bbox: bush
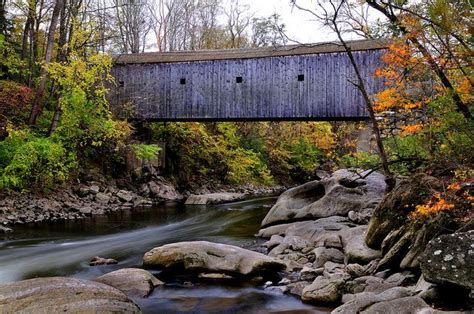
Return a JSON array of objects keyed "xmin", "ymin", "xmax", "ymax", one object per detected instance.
[
  {"xmin": 130, "ymin": 143, "xmax": 161, "ymax": 161},
  {"xmin": 0, "ymin": 126, "xmax": 77, "ymax": 190},
  {"xmin": 0, "ymin": 80, "xmax": 32, "ymax": 137}
]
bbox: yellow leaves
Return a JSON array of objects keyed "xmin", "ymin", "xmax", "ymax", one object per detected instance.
[
  {"xmin": 373, "ymin": 88, "xmax": 400, "ymax": 111},
  {"xmin": 400, "ymin": 124, "xmax": 423, "ymax": 136},
  {"xmin": 411, "ymin": 193, "xmax": 455, "ymax": 219}
]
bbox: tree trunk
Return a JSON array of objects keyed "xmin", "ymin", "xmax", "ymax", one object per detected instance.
[
  {"xmin": 28, "ymin": 0, "xmax": 64, "ymax": 125},
  {"xmin": 328, "ymin": 0, "xmax": 394, "ymax": 189},
  {"xmin": 48, "ymin": 101, "xmax": 62, "ymax": 135}
]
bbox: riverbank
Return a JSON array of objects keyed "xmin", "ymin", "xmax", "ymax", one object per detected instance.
[
  {"xmin": 1, "ymin": 169, "xmax": 471, "ymax": 313},
  {"xmin": 0, "ymin": 176, "xmax": 286, "ymax": 232}
]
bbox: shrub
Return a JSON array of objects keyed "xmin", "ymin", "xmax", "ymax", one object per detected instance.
[
  {"xmin": 0, "ymin": 80, "xmax": 32, "ymax": 137},
  {"xmin": 0, "ymin": 126, "xmax": 77, "ymax": 190}
]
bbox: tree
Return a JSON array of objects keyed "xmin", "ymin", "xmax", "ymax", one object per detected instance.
[
  {"xmin": 28, "ymin": 0, "xmax": 64, "ymax": 125},
  {"xmin": 113, "ymin": 0, "xmax": 154, "ymax": 53},
  {"xmin": 224, "ymin": 0, "xmax": 251, "ymax": 48},
  {"xmin": 251, "ymin": 13, "xmax": 287, "ymax": 47},
  {"xmin": 365, "ymin": 0, "xmax": 471, "ymax": 120},
  {"xmin": 291, "ymin": 0, "xmax": 393, "ymax": 185}
]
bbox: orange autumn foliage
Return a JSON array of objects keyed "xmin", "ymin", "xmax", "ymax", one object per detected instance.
[
  {"xmin": 400, "ymin": 124, "xmax": 423, "ymax": 136},
  {"xmin": 411, "ymin": 193, "xmax": 455, "ymax": 218}
]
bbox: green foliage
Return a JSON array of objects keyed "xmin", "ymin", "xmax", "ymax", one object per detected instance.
[
  {"xmin": 47, "ymin": 53, "xmax": 132, "ymax": 154},
  {"xmin": 131, "ymin": 144, "xmax": 161, "ymax": 161},
  {"xmin": 151, "ymin": 121, "xmax": 335, "ymax": 186},
  {"xmin": 0, "ymin": 126, "xmax": 77, "ymax": 189},
  {"xmin": 339, "ymin": 151, "xmax": 380, "ymax": 170},
  {"xmin": 0, "ymin": 34, "xmax": 22, "ymax": 78},
  {"xmin": 289, "ymin": 138, "xmax": 323, "ymax": 175}
]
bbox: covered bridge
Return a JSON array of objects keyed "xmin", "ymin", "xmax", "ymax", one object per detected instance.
[{"xmin": 109, "ymin": 39, "xmax": 388, "ymax": 121}]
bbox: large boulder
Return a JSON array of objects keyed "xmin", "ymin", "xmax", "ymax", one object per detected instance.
[
  {"xmin": 143, "ymin": 241, "xmax": 286, "ymax": 279},
  {"xmin": 365, "ymin": 175, "xmax": 441, "ymax": 249},
  {"xmin": 261, "ymin": 169, "xmax": 386, "ymax": 227},
  {"xmin": 95, "ymin": 268, "xmax": 164, "ymax": 298},
  {"xmin": 419, "ymin": 231, "xmax": 474, "ymax": 296},
  {"xmin": 0, "ymin": 277, "xmax": 141, "ymax": 313}
]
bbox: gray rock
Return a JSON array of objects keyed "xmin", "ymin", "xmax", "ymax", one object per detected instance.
[
  {"xmin": 95, "ymin": 192, "xmax": 111, "ymax": 204},
  {"xmin": 265, "ymin": 234, "xmax": 284, "ymax": 250},
  {"xmin": 198, "ymin": 272, "xmax": 235, "ymax": 280},
  {"xmin": 287, "ymin": 281, "xmax": 312, "ymax": 297},
  {"xmin": 261, "ymin": 169, "xmax": 386, "ymax": 227},
  {"xmin": 332, "ymin": 287, "xmax": 413, "ymax": 314},
  {"xmin": 300, "ymin": 266, "xmax": 324, "ymax": 281},
  {"xmin": 0, "ymin": 225, "xmax": 13, "ymax": 233},
  {"xmin": 95, "ymin": 268, "xmax": 163, "ymax": 298},
  {"xmin": 89, "ymin": 185, "xmax": 100, "ymax": 194},
  {"xmin": 413, "ymin": 275, "xmax": 440, "ymax": 303},
  {"xmin": 419, "ymin": 231, "xmax": 474, "ymax": 294},
  {"xmin": 323, "ymin": 261, "xmax": 345, "ymax": 275},
  {"xmin": 339, "ymin": 226, "xmax": 382, "ymax": 264},
  {"xmin": 185, "ymin": 193, "xmax": 245, "ymax": 205},
  {"xmin": 265, "ymin": 285, "xmax": 288, "ymax": 294},
  {"xmin": 361, "ymin": 296, "xmax": 429, "ymax": 314},
  {"xmin": 348, "ymin": 208, "xmax": 373, "ymax": 224},
  {"xmin": 116, "ymin": 190, "xmax": 134, "ymax": 202},
  {"xmin": 0, "ymin": 277, "xmax": 140, "ymax": 313},
  {"xmin": 90, "ymin": 256, "xmax": 118, "ymax": 266},
  {"xmin": 148, "ymin": 181, "xmax": 181, "ymax": 201},
  {"xmin": 80, "ymin": 206, "xmax": 93, "ymax": 216},
  {"xmin": 143, "ymin": 241, "xmax": 286, "ymax": 278},
  {"xmin": 324, "ymin": 234, "xmax": 343, "ymax": 249},
  {"xmin": 269, "ymin": 235, "xmax": 311, "ymax": 257},
  {"xmin": 302, "ymin": 275, "xmax": 345, "ymax": 303},
  {"xmin": 259, "ymin": 216, "xmax": 353, "ymax": 242},
  {"xmin": 313, "ymin": 247, "xmax": 344, "ymax": 268}
]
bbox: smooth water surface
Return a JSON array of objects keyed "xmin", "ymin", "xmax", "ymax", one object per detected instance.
[{"xmin": 0, "ymin": 197, "xmax": 329, "ymax": 313}]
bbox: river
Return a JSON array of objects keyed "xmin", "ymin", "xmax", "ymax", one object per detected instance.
[{"xmin": 0, "ymin": 197, "xmax": 330, "ymax": 313}]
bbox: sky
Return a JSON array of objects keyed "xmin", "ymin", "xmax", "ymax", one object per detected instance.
[
  {"xmin": 242, "ymin": 0, "xmax": 379, "ymax": 44},
  {"xmin": 242, "ymin": 0, "xmax": 327, "ymax": 43}
]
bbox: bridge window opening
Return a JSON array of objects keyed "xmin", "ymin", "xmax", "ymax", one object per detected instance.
[
  {"xmin": 298, "ymin": 74, "xmax": 304, "ymax": 81},
  {"xmin": 236, "ymin": 76, "xmax": 243, "ymax": 83},
  {"xmin": 180, "ymin": 78, "xmax": 186, "ymax": 85}
]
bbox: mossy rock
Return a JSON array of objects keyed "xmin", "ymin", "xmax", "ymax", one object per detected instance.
[{"xmin": 365, "ymin": 174, "xmax": 441, "ymax": 249}]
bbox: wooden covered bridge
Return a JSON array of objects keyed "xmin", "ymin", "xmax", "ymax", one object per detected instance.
[{"xmin": 109, "ymin": 39, "xmax": 387, "ymax": 121}]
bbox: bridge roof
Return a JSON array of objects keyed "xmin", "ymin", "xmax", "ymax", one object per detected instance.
[{"xmin": 113, "ymin": 39, "xmax": 389, "ymax": 64}]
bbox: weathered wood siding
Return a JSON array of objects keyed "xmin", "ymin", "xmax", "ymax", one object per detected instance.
[{"xmin": 109, "ymin": 48, "xmax": 386, "ymax": 121}]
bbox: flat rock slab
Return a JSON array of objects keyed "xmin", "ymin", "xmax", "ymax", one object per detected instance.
[
  {"xmin": 185, "ymin": 193, "xmax": 246, "ymax": 205},
  {"xmin": 0, "ymin": 277, "xmax": 141, "ymax": 313},
  {"xmin": 95, "ymin": 268, "xmax": 164, "ymax": 298},
  {"xmin": 143, "ymin": 241, "xmax": 286, "ymax": 278}
]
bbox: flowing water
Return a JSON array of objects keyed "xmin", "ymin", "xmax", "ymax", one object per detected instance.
[{"xmin": 0, "ymin": 197, "xmax": 329, "ymax": 313}]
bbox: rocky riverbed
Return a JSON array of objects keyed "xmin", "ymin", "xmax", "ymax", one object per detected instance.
[
  {"xmin": 0, "ymin": 175, "xmax": 285, "ymax": 233},
  {"xmin": 0, "ymin": 169, "xmax": 472, "ymax": 313}
]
